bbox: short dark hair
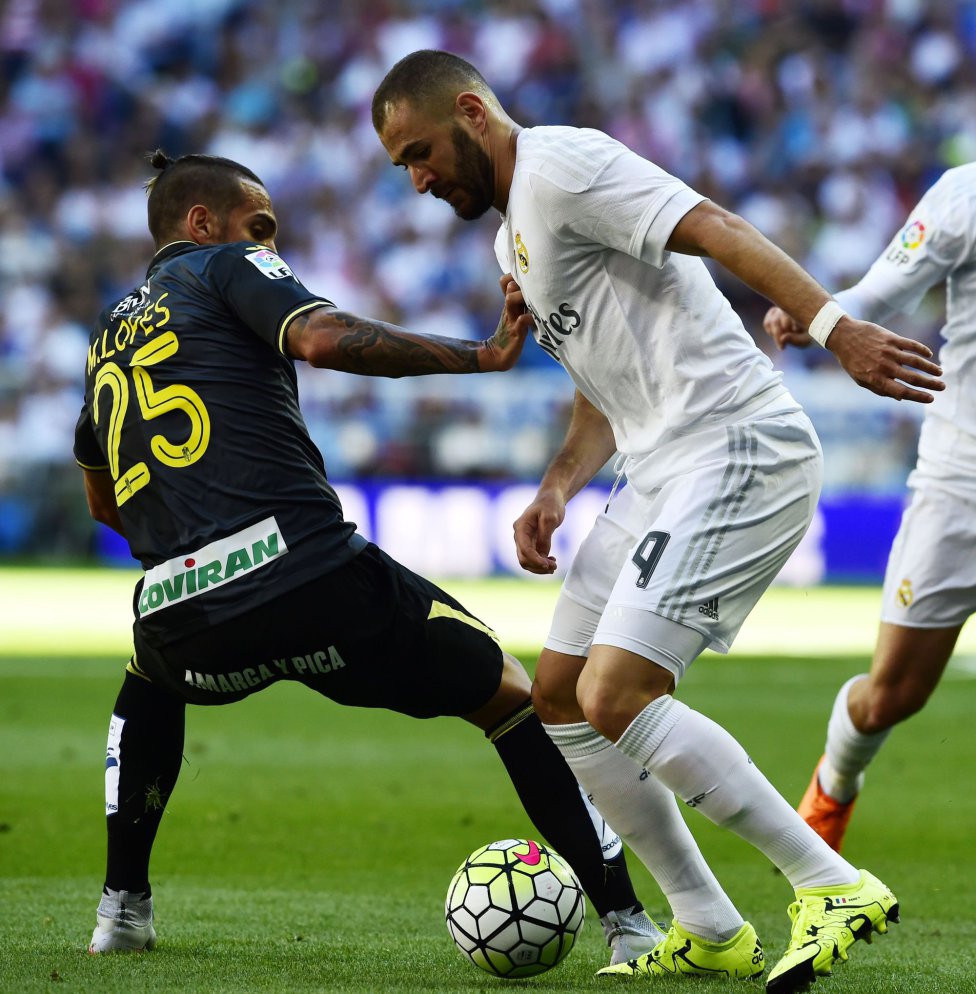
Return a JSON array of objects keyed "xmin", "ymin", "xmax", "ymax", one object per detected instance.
[
  {"xmin": 145, "ymin": 150, "xmax": 265, "ymax": 242},
  {"xmin": 371, "ymin": 49, "xmax": 495, "ymax": 132}
]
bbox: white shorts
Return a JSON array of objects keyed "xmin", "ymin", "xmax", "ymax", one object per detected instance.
[
  {"xmin": 880, "ymin": 483, "xmax": 976, "ymax": 629},
  {"xmin": 546, "ymin": 412, "xmax": 823, "ymax": 682}
]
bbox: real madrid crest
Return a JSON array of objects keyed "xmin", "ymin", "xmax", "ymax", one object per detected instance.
[
  {"xmin": 514, "ymin": 232, "xmax": 529, "ymax": 274},
  {"xmin": 896, "ymin": 577, "xmax": 913, "ymax": 607}
]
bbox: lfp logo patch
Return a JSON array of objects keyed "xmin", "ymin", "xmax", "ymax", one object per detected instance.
[
  {"xmin": 901, "ymin": 220, "xmax": 925, "ymax": 250},
  {"xmin": 245, "ymin": 248, "xmax": 293, "ymax": 280}
]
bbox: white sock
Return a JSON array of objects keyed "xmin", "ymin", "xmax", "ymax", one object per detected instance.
[
  {"xmin": 615, "ymin": 697, "xmax": 859, "ymax": 891},
  {"xmin": 545, "ymin": 720, "xmax": 745, "ymax": 942},
  {"xmin": 819, "ymin": 674, "xmax": 890, "ymax": 803}
]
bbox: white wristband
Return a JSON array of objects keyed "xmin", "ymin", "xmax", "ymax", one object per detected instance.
[{"xmin": 807, "ymin": 300, "xmax": 846, "ymax": 348}]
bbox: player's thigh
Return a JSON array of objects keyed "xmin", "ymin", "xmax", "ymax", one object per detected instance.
[
  {"xmin": 322, "ymin": 544, "xmax": 507, "ymax": 718},
  {"xmin": 880, "ymin": 485, "xmax": 976, "ymax": 629},
  {"xmin": 135, "ymin": 545, "xmax": 504, "ymax": 717},
  {"xmin": 545, "ymin": 484, "xmax": 646, "ymax": 658},
  {"xmin": 132, "ymin": 608, "xmax": 299, "ymax": 705},
  {"xmin": 593, "ymin": 415, "xmax": 821, "ymax": 681}
]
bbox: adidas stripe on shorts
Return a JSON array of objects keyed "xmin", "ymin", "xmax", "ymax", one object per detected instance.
[{"xmin": 545, "ymin": 411, "xmax": 823, "ymax": 682}]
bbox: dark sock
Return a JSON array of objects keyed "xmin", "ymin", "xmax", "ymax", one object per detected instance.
[
  {"xmin": 103, "ymin": 670, "xmax": 186, "ymax": 894},
  {"xmin": 487, "ymin": 700, "xmax": 641, "ymax": 917}
]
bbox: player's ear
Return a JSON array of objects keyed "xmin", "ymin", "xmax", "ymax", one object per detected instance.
[
  {"xmin": 186, "ymin": 204, "xmax": 219, "ymax": 244},
  {"xmin": 456, "ymin": 91, "xmax": 488, "ymax": 132}
]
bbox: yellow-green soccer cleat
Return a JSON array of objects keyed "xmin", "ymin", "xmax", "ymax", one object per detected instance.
[
  {"xmin": 597, "ymin": 919, "xmax": 764, "ymax": 979},
  {"xmin": 766, "ymin": 870, "xmax": 899, "ymax": 994}
]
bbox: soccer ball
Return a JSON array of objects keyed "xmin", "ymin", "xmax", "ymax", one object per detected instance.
[{"xmin": 445, "ymin": 838, "xmax": 585, "ymax": 978}]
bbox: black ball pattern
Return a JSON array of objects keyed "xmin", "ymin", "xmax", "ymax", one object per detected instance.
[{"xmin": 445, "ymin": 838, "xmax": 586, "ymax": 978}]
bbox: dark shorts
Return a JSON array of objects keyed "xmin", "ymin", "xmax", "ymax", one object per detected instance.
[{"xmin": 131, "ymin": 544, "xmax": 504, "ymax": 719}]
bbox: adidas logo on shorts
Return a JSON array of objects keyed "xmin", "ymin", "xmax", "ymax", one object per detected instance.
[{"xmin": 698, "ymin": 597, "xmax": 719, "ymax": 620}]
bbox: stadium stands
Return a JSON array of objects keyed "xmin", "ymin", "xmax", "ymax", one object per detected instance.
[{"xmin": 1, "ymin": 0, "xmax": 970, "ymax": 556}]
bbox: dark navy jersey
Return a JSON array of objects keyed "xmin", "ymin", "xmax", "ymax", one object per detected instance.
[{"xmin": 74, "ymin": 240, "xmax": 363, "ymax": 644}]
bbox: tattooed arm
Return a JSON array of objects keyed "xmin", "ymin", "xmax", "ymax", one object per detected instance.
[{"xmin": 286, "ymin": 274, "xmax": 532, "ymax": 376}]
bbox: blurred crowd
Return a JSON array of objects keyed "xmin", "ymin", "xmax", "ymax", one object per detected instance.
[{"xmin": 1, "ymin": 0, "xmax": 971, "ymax": 556}]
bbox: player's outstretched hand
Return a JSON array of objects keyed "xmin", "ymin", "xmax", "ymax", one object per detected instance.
[
  {"xmin": 513, "ymin": 491, "xmax": 563, "ymax": 574},
  {"xmin": 827, "ymin": 317, "xmax": 944, "ymax": 403},
  {"xmin": 479, "ymin": 273, "xmax": 534, "ymax": 372},
  {"xmin": 763, "ymin": 306, "xmax": 813, "ymax": 349}
]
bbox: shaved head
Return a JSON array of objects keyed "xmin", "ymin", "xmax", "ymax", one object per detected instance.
[{"xmin": 371, "ymin": 50, "xmax": 497, "ymax": 133}]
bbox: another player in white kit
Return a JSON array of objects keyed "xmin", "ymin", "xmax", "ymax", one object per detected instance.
[
  {"xmin": 765, "ymin": 164, "xmax": 976, "ymax": 854},
  {"xmin": 372, "ymin": 51, "xmax": 943, "ymax": 993}
]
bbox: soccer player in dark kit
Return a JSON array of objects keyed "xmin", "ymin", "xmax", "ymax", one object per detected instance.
[{"xmin": 76, "ymin": 151, "xmax": 662, "ymax": 966}]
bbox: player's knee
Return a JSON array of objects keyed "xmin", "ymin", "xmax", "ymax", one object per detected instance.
[
  {"xmin": 530, "ymin": 678, "xmax": 575, "ymax": 724},
  {"xmin": 576, "ymin": 677, "xmax": 634, "ymax": 742},
  {"xmin": 531, "ymin": 650, "xmax": 585, "ymax": 724},
  {"xmin": 492, "ymin": 652, "xmax": 532, "ymax": 704},
  {"xmin": 529, "ymin": 679, "xmax": 552, "ymax": 721},
  {"xmin": 466, "ymin": 653, "xmax": 532, "ymax": 732}
]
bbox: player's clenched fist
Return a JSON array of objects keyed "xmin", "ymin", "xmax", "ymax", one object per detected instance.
[{"xmin": 763, "ymin": 305, "xmax": 812, "ymax": 349}]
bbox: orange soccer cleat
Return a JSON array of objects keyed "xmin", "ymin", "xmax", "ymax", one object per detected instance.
[{"xmin": 797, "ymin": 756, "xmax": 857, "ymax": 853}]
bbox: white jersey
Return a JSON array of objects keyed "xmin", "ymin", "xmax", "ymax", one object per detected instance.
[
  {"xmin": 834, "ymin": 163, "xmax": 976, "ymax": 497},
  {"xmin": 494, "ymin": 126, "xmax": 796, "ymax": 488}
]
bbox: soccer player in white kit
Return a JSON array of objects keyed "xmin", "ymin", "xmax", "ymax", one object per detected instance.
[
  {"xmin": 372, "ymin": 50, "xmax": 943, "ymax": 993},
  {"xmin": 764, "ymin": 163, "xmax": 976, "ymax": 854}
]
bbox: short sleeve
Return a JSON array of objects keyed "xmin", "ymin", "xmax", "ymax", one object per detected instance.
[
  {"xmin": 73, "ymin": 402, "xmax": 108, "ymax": 470},
  {"xmin": 844, "ymin": 170, "xmax": 974, "ymax": 317},
  {"xmin": 537, "ymin": 146, "xmax": 705, "ymax": 268},
  {"xmin": 207, "ymin": 244, "xmax": 334, "ymax": 354}
]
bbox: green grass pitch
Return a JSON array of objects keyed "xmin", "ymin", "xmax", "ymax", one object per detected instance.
[{"xmin": 1, "ymin": 569, "xmax": 975, "ymax": 992}]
